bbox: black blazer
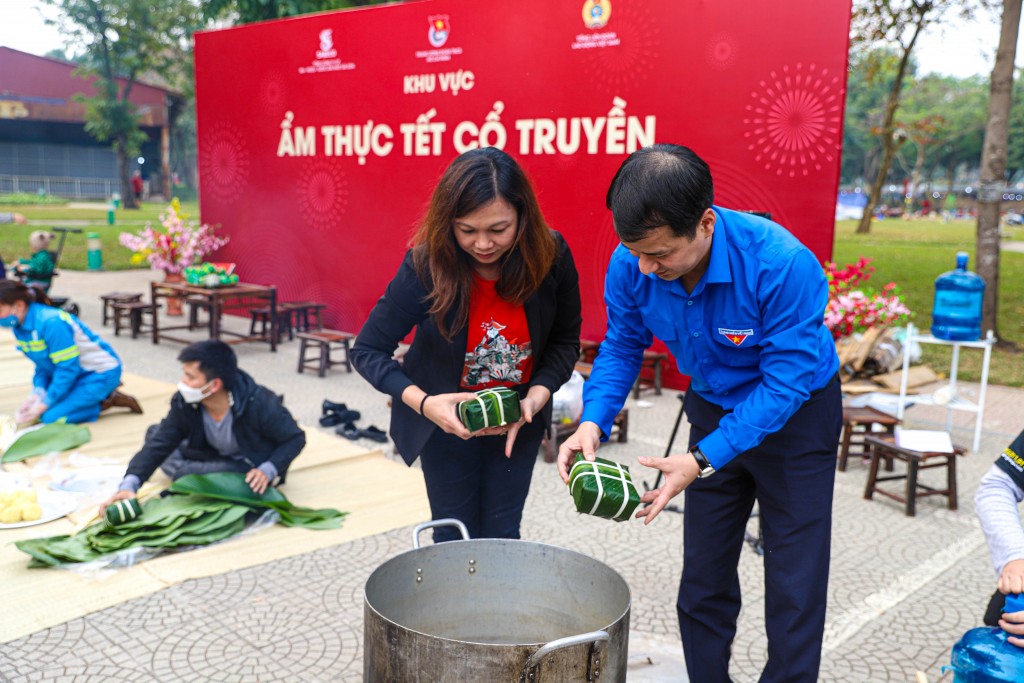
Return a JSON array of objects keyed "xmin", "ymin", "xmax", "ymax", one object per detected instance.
[{"xmin": 351, "ymin": 231, "xmax": 582, "ymax": 465}]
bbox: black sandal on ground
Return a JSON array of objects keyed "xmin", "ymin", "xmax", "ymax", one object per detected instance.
[
  {"xmin": 359, "ymin": 425, "xmax": 388, "ymax": 443},
  {"xmin": 337, "ymin": 422, "xmax": 361, "ymax": 440}
]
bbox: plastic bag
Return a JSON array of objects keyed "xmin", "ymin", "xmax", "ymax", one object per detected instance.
[{"xmin": 551, "ymin": 371, "xmax": 585, "ymax": 425}]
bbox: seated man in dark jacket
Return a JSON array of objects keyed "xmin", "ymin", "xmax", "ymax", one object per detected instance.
[{"xmin": 100, "ymin": 340, "xmax": 306, "ymax": 512}]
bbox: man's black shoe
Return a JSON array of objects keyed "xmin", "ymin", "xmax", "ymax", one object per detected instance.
[{"xmin": 322, "ymin": 399, "xmax": 348, "ymax": 415}]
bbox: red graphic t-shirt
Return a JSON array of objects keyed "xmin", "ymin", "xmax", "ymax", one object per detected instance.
[{"xmin": 460, "ymin": 272, "xmax": 533, "ymax": 389}]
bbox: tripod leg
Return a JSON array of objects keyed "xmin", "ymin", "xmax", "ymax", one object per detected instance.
[{"xmin": 647, "ymin": 392, "xmax": 687, "ymax": 493}]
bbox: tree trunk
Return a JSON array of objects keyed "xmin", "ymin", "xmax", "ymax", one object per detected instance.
[
  {"xmin": 975, "ymin": 0, "xmax": 1022, "ymax": 344},
  {"xmin": 856, "ymin": 19, "xmax": 926, "ymax": 234},
  {"xmin": 117, "ymin": 138, "xmax": 137, "ymax": 210}
]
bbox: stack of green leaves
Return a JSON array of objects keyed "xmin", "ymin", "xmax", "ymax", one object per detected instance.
[
  {"xmin": 567, "ymin": 453, "xmax": 642, "ymax": 523},
  {"xmin": 15, "ymin": 472, "xmax": 347, "ymax": 568},
  {"xmin": 1, "ymin": 423, "xmax": 91, "ymax": 464},
  {"xmin": 169, "ymin": 473, "xmax": 347, "ymax": 529},
  {"xmin": 16, "ymin": 494, "xmax": 247, "ymax": 567},
  {"xmin": 457, "ymin": 387, "xmax": 521, "ymax": 431}
]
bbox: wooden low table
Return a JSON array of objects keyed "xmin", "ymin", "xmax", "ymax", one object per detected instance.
[
  {"xmin": 838, "ymin": 405, "xmax": 901, "ymax": 471},
  {"xmin": 863, "ymin": 435, "xmax": 965, "ymax": 517},
  {"xmin": 297, "ymin": 330, "xmax": 354, "ymax": 377}
]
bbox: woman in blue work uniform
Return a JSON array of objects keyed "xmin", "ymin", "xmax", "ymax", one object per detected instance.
[{"xmin": 0, "ymin": 280, "xmax": 123, "ymax": 424}]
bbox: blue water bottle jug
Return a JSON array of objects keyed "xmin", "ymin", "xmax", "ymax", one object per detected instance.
[{"xmin": 931, "ymin": 251, "xmax": 984, "ymax": 341}]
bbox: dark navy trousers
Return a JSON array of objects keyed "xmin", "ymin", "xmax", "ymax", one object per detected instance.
[
  {"xmin": 419, "ymin": 418, "xmax": 544, "ymax": 543},
  {"xmin": 679, "ymin": 380, "xmax": 842, "ymax": 683}
]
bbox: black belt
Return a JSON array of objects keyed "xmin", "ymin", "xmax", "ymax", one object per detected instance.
[{"xmin": 811, "ymin": 372, "xmax": 841, "ymax": 396}]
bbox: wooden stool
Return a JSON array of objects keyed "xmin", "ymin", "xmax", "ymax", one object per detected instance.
[
  {"xmin": 863, "ymin": 435, "xmax": 965, "ymax": 516},
  {"xmin": 579, "ymin": 339, "xmax": 602, "ymax": 363},
  {"xmin": 838, "ymin": 405, "xmax": 901, "ymax": 471},
  {"xmin": 632, "ymin": 350, "xmax": 668, "ymax": 399},
  {"xmin": 99, "ymin": 292, "xmax": 142, "ymax": 326},
  {"xmin": 540, "ymin": 409, "xmax": 629, "ymax": 463},
  {"xmin": 281, "ymin": 301, "xmax": 327, "ymax": 332},
  {"xmin": 297, "ymin": 330, "xmax": 354, "ymax": 377},
  {"xmin": 111, "ymin": 301, "xmax": 158, "ymax": 339},
  {"xmin": 249, "ymin": 306, "xmax": 292, "ymax": 343}
]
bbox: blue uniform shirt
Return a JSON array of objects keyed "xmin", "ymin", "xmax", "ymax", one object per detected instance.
[
  {"xmin": 581, "ymin": 207, "xmax": 839, "ymax": 469},
  {"xmin": 12, "ymin": 303, "xmax": 121, "ymax": 409}
]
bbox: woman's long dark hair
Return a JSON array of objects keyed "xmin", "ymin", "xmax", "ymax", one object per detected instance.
[
  {"xmin": 412, "ymin": 147, "xmax": 556, "ymax": 340},
  {"xmin": 0, "ymin": 280, "xmax": 52, "ymax": 307}
]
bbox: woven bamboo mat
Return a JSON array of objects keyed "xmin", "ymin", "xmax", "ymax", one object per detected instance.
[{"xmin": 0, "ymin": 339, "xmax": 429, "ymax": 643}]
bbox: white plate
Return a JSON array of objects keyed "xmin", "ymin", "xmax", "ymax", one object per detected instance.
[
  {"xmin": 50, "ymin": 466, "xmax": 126, "ymax": 497},
  {"xmin": 0, "ymin": 472, "xmax": 32, "ymax": 491},
  {"xmin": 0, "ymin": 490, "xmax": 80, "ymax": 529}
]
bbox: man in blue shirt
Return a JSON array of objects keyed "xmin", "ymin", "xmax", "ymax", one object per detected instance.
[{"xmin": 557, "ymin": 144, "xmax": 841, "ymax": 683}]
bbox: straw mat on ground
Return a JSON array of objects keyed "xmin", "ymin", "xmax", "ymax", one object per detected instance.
[{"xmin": 0, "ymin": 343, "xmax": 429, "ymax": 643}]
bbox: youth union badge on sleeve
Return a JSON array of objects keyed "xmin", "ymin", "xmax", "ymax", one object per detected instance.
[{"xmin": 718, "ymin": 328, "xmax": 753, "ymax": 346}]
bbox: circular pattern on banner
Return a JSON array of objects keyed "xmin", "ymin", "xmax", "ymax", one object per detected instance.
[
  {"xmin": 298, "ymin": 160, "xmax": 350, "ymax": 233},
  {"xmin": 582, "ymin": 3, "xmax": 661, "ymax": 93},
  {"xmin": 705, "ymin": 32, "xmax": 739, "ymax": 71},
  {"xmin": 199, "ymin": 123, "xmax": 251, "ymax": 204},
  {"xmin": 258, "ymin": 68, "xmax": 290, "ymax": 116},
  {"xmin": 288, "ymin": 278, "xmax": 371, "ymax": 334},
  {"xmin": 704, "ymin": 156, "xmax": 790, "ymax": 228},
  {"xmin": 742, "ymin": 63, "xmax": 844, "ymax": 178},
  {"xmin": 227, "ymin": 219, "xmax": 309, "ymax": 298}
]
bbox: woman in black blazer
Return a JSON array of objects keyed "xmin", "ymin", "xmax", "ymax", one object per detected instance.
[{"xmin": 351, "ymin": 148, "xmax": 581, "ymax": 542}]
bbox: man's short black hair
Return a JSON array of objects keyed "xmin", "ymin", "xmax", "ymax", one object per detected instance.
[
  {"xmin": 178, "ymin": 340, "xmax": 238, "ymax": 389},
  {"xmin": 605, "ymin": 143, "xmax": 715, "ymax": 242}
]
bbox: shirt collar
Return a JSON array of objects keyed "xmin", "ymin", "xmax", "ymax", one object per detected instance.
[
  {"xmin": 20, "ymin": 302, "xmax": 41, "ymax": 331},
  {"xmin": 705, "ymin": 207, "xmax": 732, "ymax": 285}
]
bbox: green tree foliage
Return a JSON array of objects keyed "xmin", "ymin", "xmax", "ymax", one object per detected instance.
[
  {"xmin": 202, "ymin": 0, "xmax": 392, "ymax": 24},
  {"xmin": 42, "ymin": 0, "xmax": 204, "ymax": 209},
  {"xmin": 850, "ymin": 0, "xmax": 994, "ymax": 233}
]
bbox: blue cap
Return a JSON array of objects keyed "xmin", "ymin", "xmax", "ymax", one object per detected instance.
[{"xmin": 1003, "ymin": 593, "xmax": 1024, "ymax": 614}]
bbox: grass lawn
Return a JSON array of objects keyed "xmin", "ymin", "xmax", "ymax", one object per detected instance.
[
  {"xmin": 0, "ymin": 200, "xmax": 200, "ymax": 271},
  {"xmin": 832, "ymin": 217, "xmax": 1024, "ymax": 387}
]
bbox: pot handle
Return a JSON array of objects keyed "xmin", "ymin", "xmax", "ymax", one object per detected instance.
[
  {"xmin": 521, "ymin": 630, "xmax": 610, "ymax": 682},
  {"xmin": 412, "ymin": 518, "xmax": 470, "ymax": 548}
]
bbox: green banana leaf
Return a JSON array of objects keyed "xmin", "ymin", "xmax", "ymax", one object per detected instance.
[
  {"xmin": 169, "ymin": 472, "xmax": 347, "ymax": 529},
  {"xmin": 16, "ymin": 494, "xmax": 252, "ymax": 567},
  {"xmin": 2, "ymin": 422, "xmax": 91, "ymax": 463}
]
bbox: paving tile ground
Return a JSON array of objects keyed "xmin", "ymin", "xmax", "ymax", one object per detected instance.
[{"xmin": 2, "ymin": 269, "xmax": 1020, "ymax": 682}]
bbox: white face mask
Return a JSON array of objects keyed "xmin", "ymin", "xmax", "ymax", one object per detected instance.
[{"xmin": 177, "ymin": 380, "xmax": 214, "ymax": 404}]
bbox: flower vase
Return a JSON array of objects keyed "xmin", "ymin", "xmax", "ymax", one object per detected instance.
[{"xmin": 163, "ymin": 271, "xmax": 184, "ymax": 316}]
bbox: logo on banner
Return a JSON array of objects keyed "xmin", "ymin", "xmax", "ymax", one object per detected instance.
[
  {"xmin": 299, "ymin": 27, "xmax": 355, "ymax": 75},
  {"xmin": 582, "ymin": 0, "xmax": 611, "ymax": 29},
  {"xmin": 316, "ymin": 29, "xmax": 337, "ymax": 59},
  {"xmin": 428, "ymin": 15, "xmax": 450, "ymax": 48},
  {"xmin": 718, "ymin": 328, "xmax": 753, "ymax": 346},
  {"xmin": 572, "ymin": 0, "xmax": 618, "ymax": 50},
  {"xmin": 416, "ymin": 14, "xmax": 462, "ymax": 63}
]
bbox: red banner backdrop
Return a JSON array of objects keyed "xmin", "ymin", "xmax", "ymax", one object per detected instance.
[{"xmin": 194, "ymin": 0, "xmax": 852, "ymax": 389}]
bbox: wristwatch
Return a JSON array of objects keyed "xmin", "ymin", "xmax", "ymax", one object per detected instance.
[{"xmin": 689, "ymin": 444, "xmax": 716, "ymax": 478}]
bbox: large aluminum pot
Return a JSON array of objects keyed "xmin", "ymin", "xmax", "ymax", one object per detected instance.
[{"xmin": 364, "ymin": 519, "xmax": 631, "ymax": 682}]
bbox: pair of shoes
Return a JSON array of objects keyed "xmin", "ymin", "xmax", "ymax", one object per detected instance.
[
  {"xmin": 360, "ymin": 425, "xmax": 388, "ymax": 443},
  {"xmin": 322, "ymin": 399, "xmax": 348, "ymax": 415},
  {"xmin": 337, "ymin": 422, "xmax": 361, "ymax": 440},
  {"xmin": 335, "ymin": 423, "xmax": 388, "ymax": 443},
  {"xmin": 101, "ymin": 390, "xmax": 144, "ymax": 415},
  {"xmin": 319, "ymin": 399, "xmax": 360, "ymax": 427},
  {"xmin": 319, "ymin": 409, "xmax": 360, "ymax": 427}
]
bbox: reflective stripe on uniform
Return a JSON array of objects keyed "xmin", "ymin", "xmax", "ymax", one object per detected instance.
[
  {"xmin": 49, "ymin": 346, "xmax": 80, "ymax": 363},
  {"xmin": 17, "ymin": 340, "xmax": 47, "ymax": 353}
]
